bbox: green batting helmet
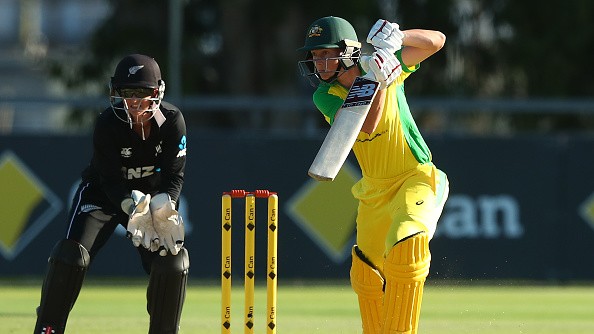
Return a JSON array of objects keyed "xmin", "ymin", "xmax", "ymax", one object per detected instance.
[{"xmin": 297, "ymin": 16, "xmax": 361, "ymax": 52}]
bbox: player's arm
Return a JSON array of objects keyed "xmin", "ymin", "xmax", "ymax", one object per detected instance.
[
  {"xmin": 400, "ymin": 29, "xmax": 446, "ymax": 67},
  {"xmin": 150, "ymin": 108, "xmax": 187, "ymax": 256},
  {"xmin": 361, "ymin": 89, "xmax": 386, "ymax": 134},
  {"xmin": 359, "ymin": 20, "xmax": 408, "ymax": 134},
  {"xmin": 360, "ymin": 28, "xmax": 444, "ymax": 135},
  {"xmin": 158, "ymin": 108, "xmax": 187, "ymax": 204}
]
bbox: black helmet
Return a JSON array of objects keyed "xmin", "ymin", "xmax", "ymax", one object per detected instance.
[
  {"xmin": 111, "ymin": 54, "xmax": 163, "ymax": 89},
  {"xmin": 109, "ymin": 54, "xmax": 166, "ymax": 131}
]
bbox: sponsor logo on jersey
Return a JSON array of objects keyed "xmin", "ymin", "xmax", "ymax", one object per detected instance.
[
  {"xmin": 176, "ymin": 135, "xmax": 187, "ymax": 158},
  {"xmin": 122, "ymin": 166, "xmax": 155, "ymax": 179},
  {"xmin": 121, "ymin": 147, "xmax": 132, "ymax": 158}
]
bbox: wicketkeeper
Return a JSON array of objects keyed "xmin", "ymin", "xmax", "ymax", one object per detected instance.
[
  {"xmin": 33, "ymin": 54, "xmax": 189, "ymax": 334},
  {"xmin": 298, "ymin": 17, "xmax": 450, "ymax": 333}
]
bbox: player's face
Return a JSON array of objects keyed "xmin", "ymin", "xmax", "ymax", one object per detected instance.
[
  {"xmin": 118, "ymin": 88, "xmax": 155, "ymax": 123},
  {"xmin": 311, "ymin": 48, "xmax": 342, "ymax": 81}
]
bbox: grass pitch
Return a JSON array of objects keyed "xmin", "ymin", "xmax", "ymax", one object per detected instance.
[{"xmin": 3, "ymin": 278, "xmax": 594, "ymax": 333}]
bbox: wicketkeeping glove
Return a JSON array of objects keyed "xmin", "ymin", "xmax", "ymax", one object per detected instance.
[
  {"xmin": 124, "ymin": 190, "xmax": 160, "ymax": 252},
  {"xmin": 150, "ymin": 193, "xmax": 185, "ymax": 256},
  {"xmin": 360, "ymin": 48, "xmax": 402, "ymax": 89},
  {"xmin": 367, "ymin": 19, "xmax": 405, "ymax": 54}
]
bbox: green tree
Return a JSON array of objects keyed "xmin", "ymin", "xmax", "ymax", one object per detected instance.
[
  {"xmin": 500, "ymin": 0, "xmax": 594, "ymax": 96},
  {"xmin": 44, "ymin": 0, "xmax": 594, "ymax": 133}
]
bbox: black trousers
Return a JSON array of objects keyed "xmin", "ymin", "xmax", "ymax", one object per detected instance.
[
  {"xmin": 65, "ymin": 182, "xmax": 157, "ymax": 274},
  {"xmin": 35, "ymin": 182, "xmax": 189, "ymax": 334}
]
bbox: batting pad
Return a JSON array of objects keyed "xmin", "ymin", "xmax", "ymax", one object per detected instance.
[
  {"xmin": 382, "ymin": 232, "xmax": 430, "ymax": 334},
  {"xmin": 34, "ymin": 239, "xmax": 90, "ymax": 334},
  {"xmin": 147, "ymin": 248, "xmax": 190, "ymax": 334},
  {"xmin": 350, "ymin": 246, "xmax": 385, "ymax": 334}
]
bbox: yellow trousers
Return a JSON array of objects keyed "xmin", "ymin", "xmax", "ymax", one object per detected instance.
[{"xmin": 351, "ymin": 164, "xmax": 449, "ymax": 271}]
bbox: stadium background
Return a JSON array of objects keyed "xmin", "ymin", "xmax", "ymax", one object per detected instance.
[
  {"xmin": 2, "ymin": 134, "xmax": 594, "ymax": 281},
  {"xmin": 1, "ymin": 0, "xmax": 594, "ymax": 284}
]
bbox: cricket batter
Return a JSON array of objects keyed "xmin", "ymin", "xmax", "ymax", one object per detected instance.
[
  {"xmin": 33, "ymin": 54, "xmax": 189, "ymax": 334},
  {"xmin": 298, "ymin": 17, "xmax": 450, "ymax": 333}
]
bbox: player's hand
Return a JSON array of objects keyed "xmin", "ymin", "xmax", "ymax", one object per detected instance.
[
  {"xmin": 125, "ymin": 190, "xmax": 160, "ymax": 252},
  {"xmin": 360, "ymin": 48, "xmax": 402, "ymax": 89},
  {"xmin": 150, "ymin": 193, "xmax": 185, "ymax": 256},
  {"xmin": 367, "ymin": 19, "xmax": 404, "ymax": 54}
]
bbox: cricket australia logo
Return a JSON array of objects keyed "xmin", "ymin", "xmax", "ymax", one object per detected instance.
[
  {"xmin": 121, "ymin": 147, "xmax": 132, "ymax": 158},
  {"xmin": 128, "ymin": 65, "xmax": 144, "ymax": 77},
  {"xmin": 307, "ymin": 25, "xmax": 323, "ymax": 38}
]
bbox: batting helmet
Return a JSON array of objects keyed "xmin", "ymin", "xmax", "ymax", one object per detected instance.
[
  {"xmin": 297, "ymin": 17, "xmax": 361, "ymax": 85},
  {"xmin": 109, "ymin": 54, "xmax": 166, "ymax": 128},
  {"xmin": 297, "ymin": 16, "xmax": 361, "ymax": 52},
  {"xmin": 111, "ymin": 54, "xmax": 164, "ymax": 89}
]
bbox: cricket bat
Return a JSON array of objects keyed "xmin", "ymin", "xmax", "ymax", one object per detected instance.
[{"xmin": 308, "ymin": 76, "xmax": 380, "ymax": 181}]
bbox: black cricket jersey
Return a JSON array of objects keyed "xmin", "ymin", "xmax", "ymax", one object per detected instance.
[{"xmin": 80, "ymin": 101, "xmax": 187, "ymax": 214}]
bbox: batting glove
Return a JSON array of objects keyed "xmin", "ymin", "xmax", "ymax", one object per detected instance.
[
  {"xmin": 367, "ymin": 19, "xmax": 405, "ymax": 54},
  {"xmin": 125, "ymin": 190, "xmax": 160, "ymax": 252},
  {"xmin": 150, "ymin": 193, "xmax": 185, "ymax": 256},
  {"xmin": 360, "ymin": 48, "xmax": 402, "ymax": 89}
]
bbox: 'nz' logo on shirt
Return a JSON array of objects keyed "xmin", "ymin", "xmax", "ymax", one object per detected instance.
[{"xmin": 123, "ymin": 166, "xmax": 155, "ymax": 179}]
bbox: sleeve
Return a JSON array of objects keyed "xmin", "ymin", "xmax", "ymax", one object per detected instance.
[
  {"xmin": 312, "ymin": 85, "xmax": 346, "ymax": 125},
  {"xmin": 92, "ymin": 117, "xmax": 130, "ymax": 209},
  {"xmin": 387, "ymin": 48, "xmax": 417, "ymax": 87},
  {"xmin": 396, "ymin": 48, "xmax": 420, "ymax": 73},
  {"xmin": 158, "ymin": 110, "xmax": 187, "ymax": 204}
]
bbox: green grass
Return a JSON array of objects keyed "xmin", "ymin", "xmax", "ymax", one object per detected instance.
[{"xmin": 3, "ymin": 279, "xmax": 594, "ymax": 333}]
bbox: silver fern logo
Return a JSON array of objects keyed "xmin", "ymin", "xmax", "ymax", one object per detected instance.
[
  {"xmin": 80, "ymin": 204, "xmax": 102, "ymax": 213},
  {"xmin": 128, "ymin": 65, "xmax": 144, "ymax": 77}
]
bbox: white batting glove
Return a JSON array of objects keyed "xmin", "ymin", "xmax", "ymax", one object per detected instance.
[
  {"xmin": 367, "ymin": 19, "xmax": 404, "ymax": 54},
  {"xmin": 125, "ymin": 190, "xmax": 160, "ymax": 252},
  {"xmin": 360, "ymin": 48, "xmax": 402, "ymax": 89},
  {"xmin": 150, "ymin": 193, "xmax": 185, "ymax": 256}
]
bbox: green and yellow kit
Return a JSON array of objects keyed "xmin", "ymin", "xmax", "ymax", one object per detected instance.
[{"xmin": 313, "ymin": 52, "xmax": 449, "ymax": 270}]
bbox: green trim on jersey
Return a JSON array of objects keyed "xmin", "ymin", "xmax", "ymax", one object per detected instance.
[
  {"xmin": 312, "ymin": 49, "xmax": 417, "ymax": 125},
  {"xmin": 395, "ymin": 83, "xmax": 431, "ymax": 164},
  {"xmin": 396, "ymin": 49, "xmax": 418, "ymax": 73},
  {"xmin": 311, "ymin": 47, "xmax": 429, "ymax": 165},
  {"xmin": 394, "ymin": 46, "xmax": 428, "ymax": 165},
  {"xmin": 312, "ymin": 82, "xmax": 345, "ymax": 124}
]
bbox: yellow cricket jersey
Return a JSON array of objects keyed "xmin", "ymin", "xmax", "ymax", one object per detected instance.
[{"xmin": 313, "ymin": 52, "xmax": 431, "ymax": 179}]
